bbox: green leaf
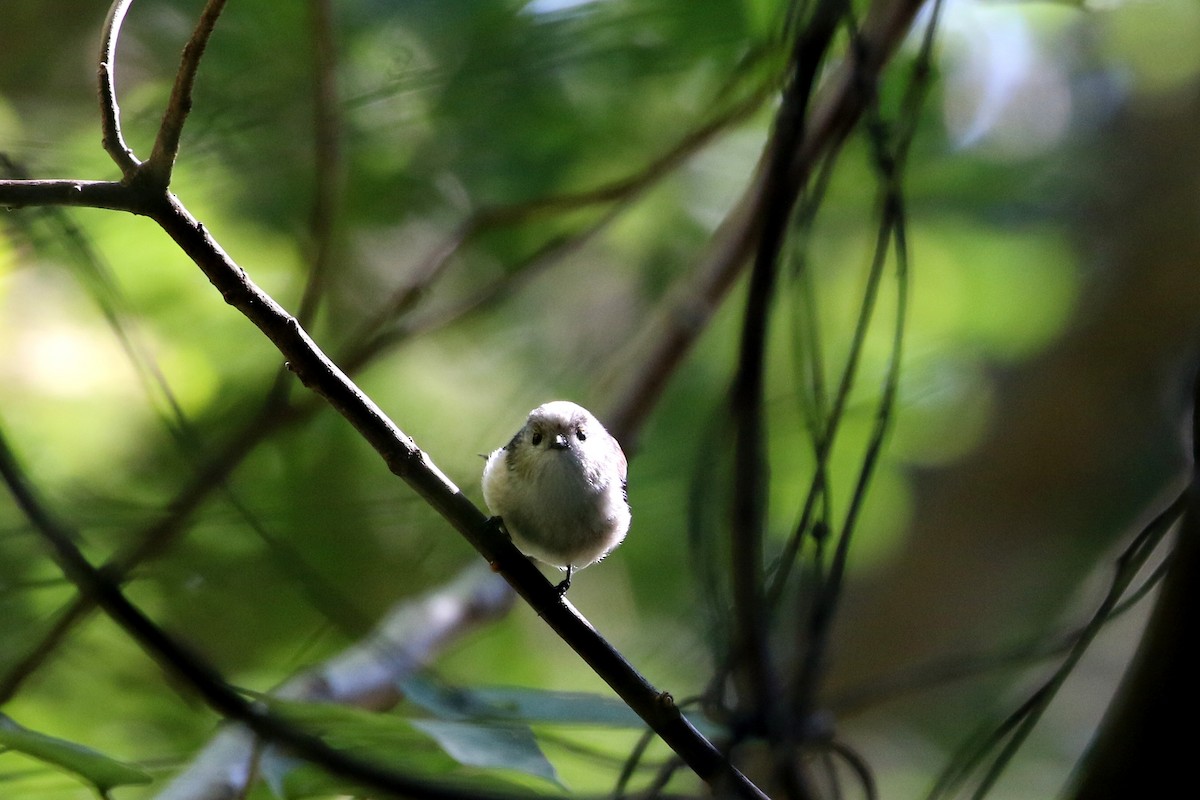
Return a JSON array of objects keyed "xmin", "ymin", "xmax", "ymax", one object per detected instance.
[
  {"xmin": 401, "ymin": 675, "xmax": 645, "ymax": 727},
  {"xmin": 476, "ymin": 687, "xmax": 650, "ymax": 728},
  {"xmin": 262, "ymin": 698, "xmax": 451, "ymax": 760},
  {"xmin": 0, "ymin": 714, "xmax": 152, "ymax": 792},
  {"xmin": 411, "ymin": 719, "xmax": 562, "ymax": 788},
  {"xmin": 401, "ymin": 676, "xmax": 728, "ymax": 743},
  {"xmin": 257, "ymin": 698, "xmax": 561, "ymax": 798}
]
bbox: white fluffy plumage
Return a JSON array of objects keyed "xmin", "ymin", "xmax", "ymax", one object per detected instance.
[{"xmin": 482, "ymin": 401, "xmax": 630, "ymax": 589}]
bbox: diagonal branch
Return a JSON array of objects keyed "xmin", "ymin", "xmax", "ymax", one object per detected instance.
[{"xmin": 143, "ymin": 188, "xmax": 766, "ymax": 798}]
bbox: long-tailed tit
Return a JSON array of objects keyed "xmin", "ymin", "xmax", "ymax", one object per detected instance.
[{"xmin": 482, "ymin": 401, "xmax": 630, "ymax": 594}]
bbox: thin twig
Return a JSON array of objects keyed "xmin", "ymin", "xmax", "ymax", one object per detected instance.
[
  {"xmin": 612, "ymin": 728, "xmax": 658, "ymax": 798},
  {"xmin": 793, "ymin": 174, "xmax": 909, "ymax": 722},
  {"xmin": 357, "ymin": 201, "xmax": 627, "ymax": 363},
  {"xmin": 474, "ymin": 85, "xmax": 772, "ymax": 230},
  {"xmin": 827, "ymin": 738, "xmax": 878, "ymax": 800},
  {"xmin": 0, "ymin": 179, "xmax": 144, "ymax": 212},
  {"xmin": 144, "ymin": 0, "xmax": 229, "ymax": 187},
  {"xmin": 98, "ymin": 0, "xmax": 140, "ymax": 176},
  {"xmin": 764, "ymin": 153, "xmax": 851, "ymax": 611}
]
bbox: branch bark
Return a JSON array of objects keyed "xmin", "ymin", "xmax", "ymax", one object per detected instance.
[
  {"xmin": 98, "ymin": 0, "xmax": 140, "ymax": 175},
  {"xmin": 143, "ymin": 0, "xmax": 228, "ymax": 187}
]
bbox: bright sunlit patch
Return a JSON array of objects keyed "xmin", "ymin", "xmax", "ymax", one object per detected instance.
[
  {"xmin": 0, "ymin": 268, "xmax": 220, "ymax": 422},
  {"xmin": 931, "ymin": 0, "xmax": 1078, "ymax": 159},
  {"xmin": 0, "ymin": 269, "xmax": 137, "ymax": 400},
  {"xmin": 12, "ymin": 324, "xmax": 127, "ymax": 398}
]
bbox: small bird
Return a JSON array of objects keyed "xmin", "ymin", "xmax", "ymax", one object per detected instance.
[{"xmin": 482, "ymin": 401, "xmax": 630, "ymax": 594}]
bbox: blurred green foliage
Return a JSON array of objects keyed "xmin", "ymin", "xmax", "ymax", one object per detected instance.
[{"xmin": 3, "ymin": 0, "xmax": 1198, "ymax": 798}]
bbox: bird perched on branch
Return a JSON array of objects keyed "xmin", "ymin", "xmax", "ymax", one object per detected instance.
[{"xmin": 482, "ymin": 401, "xmax": 630, "ymax": 594}]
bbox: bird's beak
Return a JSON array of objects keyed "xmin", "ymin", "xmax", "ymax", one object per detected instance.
[{"xmin": 550, "ymin": 433, "xmax": 570, "ymax": 450}]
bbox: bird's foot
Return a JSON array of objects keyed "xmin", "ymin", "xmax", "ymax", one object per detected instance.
[{"xmin": 553, "ymin": 565, "xmax": 575, "ymax": 597}]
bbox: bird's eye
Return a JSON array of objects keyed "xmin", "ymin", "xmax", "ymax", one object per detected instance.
[
  {"xmin": 576, "ymin": 428, "xmax": 587, "ymax": 442},
  {"xmin": 531, "ymin": 431, "xmax": 543, "ymax": 446}
]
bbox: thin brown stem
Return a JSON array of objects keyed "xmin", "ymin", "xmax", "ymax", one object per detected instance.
[
  {"xmin": 144, "ymin": 0, "xmax": 229, "ymax": 187},
  {"xmin": 358, "ymin": 202, "xmax": 626, "ymax": 363},
  {"xmin": 474, "ymin": 85, "xmax": 771, "ymax": 230},
  {"xmin": 99, "ymin": 0, "xmax": 140, "ymax": 176},
  {"xmin": 0, "ymin": 179, "xmax": 143, "ymax": 212}
]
